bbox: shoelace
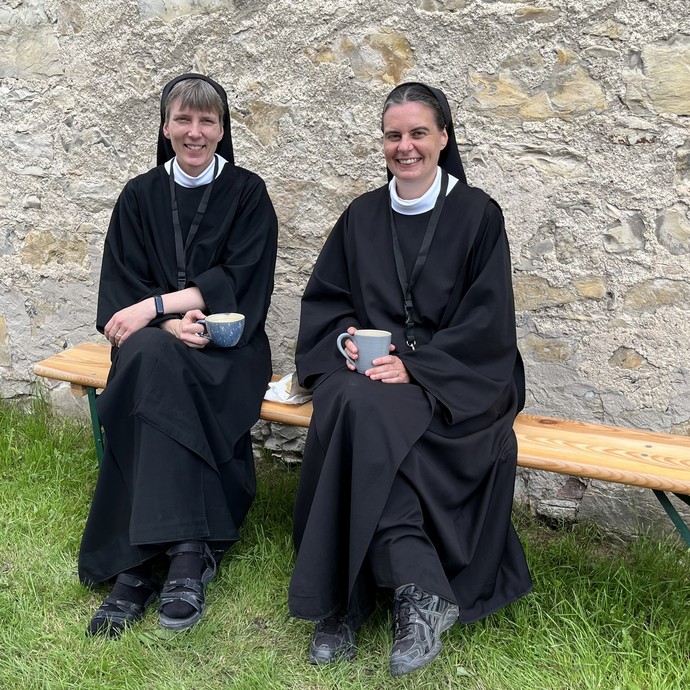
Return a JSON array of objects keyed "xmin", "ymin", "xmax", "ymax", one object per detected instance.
[
  {"xmin": 319, "ymin": 615, "xmax": 346, "ymax": 635},
  {"xmin": 394, "ymin": 590, "xmax": 433, "ymax": 637}
]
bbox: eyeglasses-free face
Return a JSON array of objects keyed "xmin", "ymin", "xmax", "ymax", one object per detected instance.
[
  {"xmin": 383, "ymin": 101, "xmax": 448, "ymax": 200},
  {"xmin": 163, "ymin": 102, "xmax": 224, "ymax": 177}
]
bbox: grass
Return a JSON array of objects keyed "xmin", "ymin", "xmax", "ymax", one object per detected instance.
[{"xmin": 0, "ymin": 399, "xmax": 689, "ymax": 690}]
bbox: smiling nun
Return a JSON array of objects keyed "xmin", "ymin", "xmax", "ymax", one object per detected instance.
[
  {"xmin": 288, "ymin": 82, "xmax": 532, "ymax": 677},
  {"xmin": 78, "ymin": 73, "xmax": 277, "ymax": 637}
]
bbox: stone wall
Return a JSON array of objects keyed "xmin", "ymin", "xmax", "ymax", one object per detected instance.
[{"xmin": 1, "ymin": 0, "xmax": 688, "ymax": 536}]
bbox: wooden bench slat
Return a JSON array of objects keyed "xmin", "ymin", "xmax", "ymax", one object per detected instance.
[
  {"xmin": 33, "ymin": 343, "xmax": 690, "ymax": 495},
  {"xmin": 260, "ymin": 398, "xmax": 313, "ymax": 428},
  {"xmin": 33, "ymin": 342, "xmax": 111, "ymax": 391},
  {"xmin": 515, "ymin": 415, "xmax": 690, "ymax": 494}
]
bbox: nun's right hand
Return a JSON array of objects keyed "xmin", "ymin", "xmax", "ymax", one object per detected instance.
[{"xmin": 160, "ymin": 310, "xmax": 210, "ymax": 349}]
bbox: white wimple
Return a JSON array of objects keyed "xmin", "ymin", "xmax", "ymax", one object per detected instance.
[
  {"xmin": 389, "ymin": 166, "xmax": 459, "ymax": 216},
  {"xmin": 164, "ymin": 154, "xmax": 227, "ymax": 188}
]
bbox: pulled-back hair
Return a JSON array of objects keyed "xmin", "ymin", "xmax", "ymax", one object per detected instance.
[
  {"xmin": 381, "ymin": 83, "xmax": 446, "ymax": 132},
  {"xmin": 164, "ymin": 78, "xmax": 225, "ymax": 123}
]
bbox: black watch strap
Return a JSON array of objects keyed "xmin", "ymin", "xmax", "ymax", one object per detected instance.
[{"xmin": 154, "ymin": 294, "xmax": 165, "ymax": 317}]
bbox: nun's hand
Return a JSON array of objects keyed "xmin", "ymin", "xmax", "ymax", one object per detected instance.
[
  {"xmin": 104, "ymin": 299, "xmax": 156, "ymax": 347},
  {"xmin": 343, "ymin": 326, "xmax": 359, "ymax": 371},
  {"xmin": 366, "ymin": 353, "xmax": 410, "ymax": 384},
  {"xmin": 160, "ymin": 310, "xmax": 210, "ymax": 349}
]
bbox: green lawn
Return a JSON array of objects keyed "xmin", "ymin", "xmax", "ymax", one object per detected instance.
[{"xmin": 0, "ymin": 399, "xmax": 688, "ymax": 689}]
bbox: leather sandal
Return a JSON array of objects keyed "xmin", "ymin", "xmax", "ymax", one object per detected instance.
[
  {"xmin": 158, "ymin": 542, "xmax": 216, "ymax": 631},
  {"xmin": 87, "ymin": 572, "xmax": 159, "ymax": 638}
]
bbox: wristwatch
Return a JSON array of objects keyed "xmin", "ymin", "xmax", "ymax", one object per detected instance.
[{"xmin": 154, "ymin": 295, "xmax": 165, "ymax": 317}]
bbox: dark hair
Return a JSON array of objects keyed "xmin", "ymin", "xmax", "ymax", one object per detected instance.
[
  {"xmin": 381, "ymin": 83, "xmax": 446, "ymax": 132},
  {"xmin": 164, "ymin": 78, "xmax": 225, "ymax": 123}
]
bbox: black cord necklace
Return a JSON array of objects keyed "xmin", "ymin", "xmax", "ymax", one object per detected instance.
[
  {"xmin": 388, "ymin": 170, "xmax": 449, "ymax": 350},
  {"xmin": 169, "ymin": 155, "xmax": 219, "ymax": 290}
]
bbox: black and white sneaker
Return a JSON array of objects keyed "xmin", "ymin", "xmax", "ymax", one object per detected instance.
[{"xmin": 389, "ymin": 583, "xmax": 459, "ymax": 677}]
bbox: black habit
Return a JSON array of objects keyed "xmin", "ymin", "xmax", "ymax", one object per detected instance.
[
  {"xmin": 78, "ymin": 159, "xmax": 278, "ymax": 585},
  {"xmin": 289, "ymin": 178, "xmax": 532, "ymax": 628}
]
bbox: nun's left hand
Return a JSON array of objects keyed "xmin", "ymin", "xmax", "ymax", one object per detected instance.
[
  {"xmin": 104, "ymin": 299, "xmax": 156, "ymax": 347},
  {"xmin": 365, "ymin": 354, "xmax": 410, "ymax": 384}
]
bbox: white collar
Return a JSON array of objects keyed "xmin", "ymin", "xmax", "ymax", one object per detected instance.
[
  {"xmin": 389, "ymin": 167, "xmax": 459, "ymax": 215},
  {"xmin": 164, "ymin": 154, "xmax": 227, "ymax": 188}
]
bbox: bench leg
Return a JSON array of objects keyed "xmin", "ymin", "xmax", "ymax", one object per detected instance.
[
  {"xmin": 653, "ymin": 490, "xmax": 690, "ymax": 548},
  {"xmin": 86, "ymin": 386, "xmax": 104, "ymax": 466}
]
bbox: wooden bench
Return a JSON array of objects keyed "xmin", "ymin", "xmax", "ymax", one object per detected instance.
[{"xmin": 34, "ymin": 342, "xmax": 690, "ymax": 546}]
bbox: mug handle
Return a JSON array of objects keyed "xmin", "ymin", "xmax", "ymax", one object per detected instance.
[
  {"xmin": 336, "ymin": 332, "xmax": 356, "ymax": 368},
  {"xmin": 195, "ymin": 319, "xmax": 211, "ymax": 340}
]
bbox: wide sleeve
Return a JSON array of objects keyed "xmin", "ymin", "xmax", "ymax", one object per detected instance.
[
  {"xmin": 399, "ymin": 201, "xmax": 521, "ymax": 425},
  {"xmin": 96, "ymin": 179, "xmax": 165, "ymax": 333},
  {"xmin": 189, "ymin": 174, "xmax": 278, "ymax": 344},
  {"xmin": 295, "ymin": 207, "xmax": 362, "ymax": 390}
]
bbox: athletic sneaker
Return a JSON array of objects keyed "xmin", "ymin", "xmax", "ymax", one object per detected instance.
[
  {"xmin": 390, "ymin": 583, "xmax": 459, "ymax": 676},
  {"xmin": 308, "ymin": 613, "xmax": 357, "ymax": 664}
]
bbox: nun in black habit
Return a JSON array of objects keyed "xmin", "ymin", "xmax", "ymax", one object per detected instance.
[
  {"xmin": 289, "ymin": 83, "xmax": 532, "ymax": 676},
  {"xmin": 79, "ymin": 74, "xmax": 278, "ymax": 637}
]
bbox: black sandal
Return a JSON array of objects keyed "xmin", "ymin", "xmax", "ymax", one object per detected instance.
[
  {"xmin": 158, "ymin": 542, "xmax": 216, "ymax": 631},
  {"xmin": 87, "ymin": 572, "xmax": 159, "ymax": 638}
]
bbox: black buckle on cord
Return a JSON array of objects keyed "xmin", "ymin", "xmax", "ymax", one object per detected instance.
[{"xmin": 404, "ymin": 298, "xmax": 416, "ymax": 350}]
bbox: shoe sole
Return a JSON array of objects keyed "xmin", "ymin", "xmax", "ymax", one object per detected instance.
[
  {"xmin": 158, "ymin": 607, "xmax": 204, "ymax": 631},
  {"xmin": 308, "ymin": 644, "xmax": 357, "ymax": 664}
]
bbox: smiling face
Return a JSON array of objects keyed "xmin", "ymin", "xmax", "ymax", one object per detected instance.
[
  {"xmin": 383, "ymin": 101, "xmax": 448, "ymax": 200},
  {"xmin": 162, "ymin": 100, "xmax": 224, "ymax": 177}
]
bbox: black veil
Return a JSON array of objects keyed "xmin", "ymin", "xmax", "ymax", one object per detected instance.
[
  {"xmin": 156, "ymin": 73, "xmax": 234, "ymax": 166},
  {"xmin": 384, "ymin": 82, "xmax": 466, "ymax": 184}
]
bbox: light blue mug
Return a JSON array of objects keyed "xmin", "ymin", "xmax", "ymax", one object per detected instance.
[
  {"xmin": 337, "ymin": 329, "xmax": 392, "ymax": 374},
  {"xmin": 197, "ymin": 313, "xmax": 245, "ymax": 347}
]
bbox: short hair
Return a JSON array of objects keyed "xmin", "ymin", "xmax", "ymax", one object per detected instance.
[
  {"xmin": 381, "ymin": 83, "xmax": 446, "ymax": 132},
  {"xmin": 164, "ymin": 78, "xmax": 225, "ymax": 123}
]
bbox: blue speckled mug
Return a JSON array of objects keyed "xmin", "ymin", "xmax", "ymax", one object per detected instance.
[{"xmin": 199, "ymin": 313, "xmax": 245, "ymax": 347}]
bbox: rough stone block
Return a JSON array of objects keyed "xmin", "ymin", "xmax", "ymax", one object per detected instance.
[{"xmin": 655, "ymin": 206, "xmax": 690, "ymax": 256}]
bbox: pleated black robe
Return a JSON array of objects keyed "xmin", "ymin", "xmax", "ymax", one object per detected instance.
[
  {"xmin": 78, "ymin": 161, "xmax": 277, "ymax": 585},
  {"xmin": 289, "ymin": 179, "xmax": 532, "ymax": 627}
]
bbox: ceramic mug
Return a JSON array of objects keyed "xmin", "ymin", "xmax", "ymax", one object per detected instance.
[
  {"xmin": 336, "ymin": 329, "xmax": 392, "ymax": 374},
  {"xmin": 197, "ymin": 313, "xmax": 245, "ymax": 347}
]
